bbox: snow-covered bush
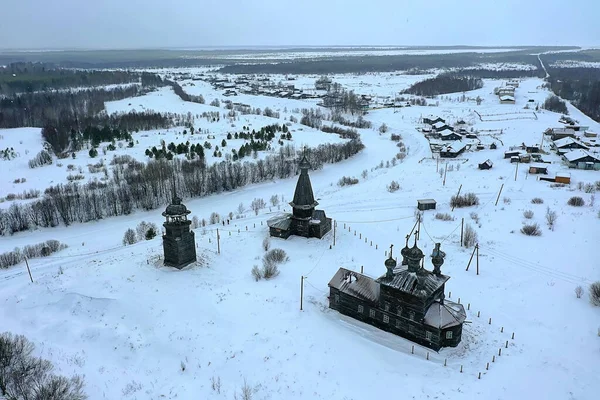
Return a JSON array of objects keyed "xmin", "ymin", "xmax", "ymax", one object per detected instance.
[
  {"xmin": 338, "ymin": 176, "xmax": 359, "ymax": 187},
  {"xmin": 264, "ymin": 248, "xmax": 288, "ymax": 264},
  {"xmin": 209, "ymin": 212, "xmax": 220, "ymax": 224},
  {"xmin": 387, "ymin": 180, "xmax": 400, "ymax": 193},
  {"xmin": 503, "ymin": 197, "xmax": 512, "ymax": 204},
  {"xmin": 523, "ymin": 210, "xmax": 534, "ymax": 219},
  {"xmin": 531, "ymin": 197, "xmax": 544, "ymax": 204},
  {"xmin": 251, "ymin": 265, "xmax": 262, "ymax": 281},
  {"xmin": 435, "ymin": 213, "xmax": 454, "ymax": 221},
  {"xmin": 261, "ymin": 259, "xmax": 280, "ymax": 280},
  {"xmin": 262, "ymin": 237, "xmax": 271, "ymax": 252},
  {"xmin": 0, "ymin": 332, "xmax": 86, "ymax": 400},
  {"xmin": 123, "ymin": 228, "xmax": 137, "ymax": 245},
  {"xmin": 269, "ymin": 195, "xmax": 279, "ymax": 206},
  {"xmin": 27, "ymin": 150, "xmax": 53, "ymax": 169},
  {"xmin": 250, "ymin": 198, "xmax": 266, "ymax": 215},
  {"xmin": 463, "ymin": 223, "xmax": 478, "ymax": 248},
  {"xmin": 136, "ymin": 221, "xmax": 158, "ymax": 241},
  {"xmin": 450, "ymin": 192, "xmax": 479, "ymax": 208},
  {"xmin": 470, "ymin": 212, "xmax": 480, "ymax": 224},
  {"xmin": 546, "ymin": 207, "xmax": 557, "ymax": 230},
  {"xmin": 590, "ymin": 282, "xmax": 600, "ymax": 306},
  {"xmin": 521, "ymin": 223, "xmax": 542, "ymax": 236},
  {"xmin": 567, "ymin": 196, "xmax": 585, "ymax": 207},
  {"xmin": 575, "ymin": 285, "xmax": 584, "ymax": 299}
]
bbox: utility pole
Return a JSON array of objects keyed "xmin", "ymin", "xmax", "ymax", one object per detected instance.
[
  {"xmin": 476, "ymin": 244, "xmax": 480, "ymax": 275},
  {"xmin": 514, "ymin": 161, "xmax": 519, "ymax": 181},
  {"xmin": 333, "ymin": 220, "xmax": 336, "ymax": 246},
  {"xmin": 24, "ymin": 257, "xmax": 33, "ymax": 283},
  {"xmin": 465, "ymin": 245, "xmax": 477, "ymax": 271},
  {"xmin": 452, "ymin": 184, "xmax": 463, "ymax": 212},
  {"xmin": 443, "ymin": 164, "xmax": 448, "ymax": 186},
  {"xmin": 460, "ymin": 218, "xmax": 464, "ymax": 247},
  {"xmin": 436, "ymin": 157, "xmax": 439, "ymax": 173},
  {"xmin": 417, "ymin": 214, "xmax": 421, "ymax": 241},
  {"xmin": 300, "ymin": 276, "xmax": 305, "ymax": 311},
  {"xmin": 216, "ymin": 229, "xmax": 220, "ymax": 254},
  {"xmin": 495, "ymin": 184, "xmax": 505, "ymax": 206}
]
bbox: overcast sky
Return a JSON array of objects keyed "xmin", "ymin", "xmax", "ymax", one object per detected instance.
[{"xmin": 1, "ymin": 0, "xmax": 598, "ymax": 49}]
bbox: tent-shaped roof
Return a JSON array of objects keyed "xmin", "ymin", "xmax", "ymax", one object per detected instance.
[{"xmin": 290, "ymin": 155, "xmax": 318, "ymax": 210}]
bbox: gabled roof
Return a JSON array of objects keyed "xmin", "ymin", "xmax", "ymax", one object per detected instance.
[
  {"xmin": 439, "ymin": 128, "xmax": 460, "ymax": 137},
  {"xmin": 267, "ymin": 214, "xmax": 292, "ymax": 230},
  {"xmin": 500, "ymin": 95, "xmax": 515, "ymax": 101},
  {"xmin": 432, "ymin": 121, "xmax": 446, "ymax": 130},
  {"xmin": 424, "ymin": 300, "xmax": 467, "ymax": 329},
  {"xmin": 328, "ymin": 268, "xmax": 380, "ymax": 303},
  {"xmin": 553, "ymin": 137, "xmax": 589, "ymax": 149},
  {"xmin": 563, "ymin": 149, "xmax": 600, "ymax": 162}
]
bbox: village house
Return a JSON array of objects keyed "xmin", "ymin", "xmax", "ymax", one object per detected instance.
[
  {"xmin": 478, "ymin": 159, "xmax": 493, "ymax": 170},
  {"xmin": 417, "ymin": 199, "xmax": 436, "ymax": 211},
  {"xmin": 328, "ymin": 238, "xmax": 466, "ymax": 351},
  {"xmin": 500, "ymin": 95, "xmax": 516, "ymax": 104},
  {"xmin": 439, "ymin": 144, "xmax": 467, "ymax": 158},
  {"xmin": 440, "ymin": 130, "xmax": 463, "ymax": 141},
  {"xmin": 546, "ymin": 127, "xmax": 577, "ymax": 141},
  {"xmin": 423, "ymin": 115, "xmax": 445, "ymax": 125},
  {"xmin": 552, "ymin": 137, "xmax": 590, "ymax": 154},
  {"xmin": 432, "ymin": 121, "xmax": 452, "ymax": 132},
  {"xmin": 563, "ymin": 150, "xmax": 600, "ymax": 170},
  {"xmin": 267, "ymin": 154, "xmax": 332, "ymax": 239},
  {"xmin": 528, "ymin": 164, "xmax": 549, "ymax": 175}
]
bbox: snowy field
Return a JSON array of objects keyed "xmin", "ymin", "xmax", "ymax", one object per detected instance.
[{"xmin": 0, "ymin": 70, "xmax": 599, "ymax": 400}]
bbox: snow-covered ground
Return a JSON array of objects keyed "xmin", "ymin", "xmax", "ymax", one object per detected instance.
[{"xmin": 0, "ymin": 70, "xmax": 599, "ymax": 400}]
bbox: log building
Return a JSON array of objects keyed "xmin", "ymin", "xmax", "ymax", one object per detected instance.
[{"xmin": 328, "ymin": 234, "xmax": 466, "ymax": 351}]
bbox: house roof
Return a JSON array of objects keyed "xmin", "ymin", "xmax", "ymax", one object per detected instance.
[
  {"xmin": 479, "ymin": 159, "xmax": 493, "ymax": 167},
  {"xmin": 563, "ymin": 149, "xmax": 600, "ymax": 162},
  {"xmin": 500, "ymin": 95, "xmax": 515, "ymax": 101},
  {"xmin": 328, "ymin": 268, "xmax": 380, "ymax": 303},
  {"xmin": 377, "ymin": 267, "xmax": 450, "ymax": 298},
  {"xmin": 553, "ymin": 137, "xmax": 589, "ymax": 149},
  {"xmin": 440, "ymin": 129, "xmax": 460, "ymax": 137},
  {"xmin": 432, "ymin": 121, "xmax": 446, "ymax": 129},
  {"xmin": 424, "ymin": 300, "xmax": 467, "ymax": 329},
  {"xmin": 417, "ymin": 199, "xmax": 436, "ymax": 204},
  {"xmin": 290, "ymin": 155, "xmax": 318, "ymax": 210}
]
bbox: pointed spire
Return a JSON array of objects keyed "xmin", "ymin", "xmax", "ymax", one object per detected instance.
[{"xmin": 389, "ymin": 244, "xmax": 394, "ymax": 259}]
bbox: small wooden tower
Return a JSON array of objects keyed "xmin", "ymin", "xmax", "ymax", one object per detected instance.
[{"xmin": 162, "ymin": 194, "xmax": 196, "ymax": 269}]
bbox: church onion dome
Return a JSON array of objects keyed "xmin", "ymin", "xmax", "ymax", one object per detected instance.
[
  {"xmin": 407, "ymin": 243, "xmax": 424, "ymax": 260},
  {"xmin": 162, "ymin": 196, "xmax": 191, "ymax": 217},
  {"xmin": 385, "ymin": 256, "xmax": 397, "ymax": 269},
  {"xmin": 400, "ymin": 243, "xmax": 411, "ymax": 258}
]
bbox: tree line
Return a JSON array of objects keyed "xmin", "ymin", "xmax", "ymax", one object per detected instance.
[
  {"xmin": 546, "ymin": 67, "xmax": 600, "ymax": 122},
  {"xmin": 0, "ymin": 62, "xmax": 140, "ymax": 96},
  {"xmin": 402, "ymin": 74, "xmax": 484, "ymax": 96},
  {"xmin": 0, "ymin": 138, "xmax": 364, "ymax": 235}
]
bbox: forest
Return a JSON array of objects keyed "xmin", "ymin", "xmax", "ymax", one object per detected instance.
[
  {"xmin": 546, "ymin": 67, "xmax": 600, "ymax": 122},
  {"xmin": 0, "ymin": 62, "xmax": 140, "ymax": 95},
  {"xmin": 402, "ymin": 74, "xmax": 484, "ymax": 96},
  {"xmin": 0, "ymin": 139, "xmax": 364, "ymax": 235}
]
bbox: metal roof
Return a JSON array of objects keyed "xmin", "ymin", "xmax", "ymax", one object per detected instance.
[
  {"xmin": 378, "ymin": 268, "xmax": 449, "ymax": 298},
  {"xmin": 328, "ymin": 268, "xmax": 380, "ymax": 303},
  {"xmin": 424, "ymin": 300, "xmax": 467, "ymax": 329},
  {"xmin": 267, "ymin": 214, "xmax": 292, "ymax": 230}
]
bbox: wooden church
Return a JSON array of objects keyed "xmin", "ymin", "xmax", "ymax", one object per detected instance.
[
  {"xmin": 267, "ymin": 153, "xmax": 332, "ymax": 239},
  {"xmin": 327, "ymin": 233, "xmax": 466, "ymax": 351},
  {"xmin": 162, "ymin": 194, "xmax": 197, "ymax": 269}
]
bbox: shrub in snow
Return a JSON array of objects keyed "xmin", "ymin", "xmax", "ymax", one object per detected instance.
[
  {"xmin": 567, "ymin": 196, "xmax": 585, "ymax": 207},
  {"xmin": 531, "ymin": 197, "xmax": 544, "ymax": 204},
  {"xmin": 123, "ymin": 228, "xmax": 137, "ymax": 245},
  {"xmin": 387, "ymin": 180, "xmax": 400, "ymax": 193},
  {"xmin": 469, "ymin": 212, "xmax": 480, "ymax": 224},
  {"xmin": 390, "ymin": 133, "xmax": 402, "ymax": 142},
  {"xmin": 28, "ymin": 150, "xmax": 53, "ymax": 168},
  {"xmin": 590, "ymin": 282, "xmax": 600, "ymax": 306},
  {"xmin": 435, "ymin": 213, "xmax": 454, "ymax": 221},
  {"xmin": 261, "ymin": 259, "xmax": 280, "ymax": 280},
  {"xmin": 521, "ymin": 223, "xmax": 542, "ymax": 236},
  {"xmin": 337, "ymin": 176, "xmax": 359, "ymax": 187},
  {"xmin": 523, "ymin": 210, "xmax": 534, "ymax": 219},
  {"xmin": 450, "ymin": 192, "xmax": 479, "ymax": 208},
  {"xmin": 462, "ymin": 223, "xmax": 478, "ymax": 248},
  {"xmin": 583, "ymin": 183, "xmax": 595, "ymax": 193},
  {"xmin": 210, "ymin": 376, "xmax": 222, "ymax": 393},
  {"xmin": 545, "ymin": 207, "xmax": 557, "ymax": 231},
  {"xmin": 0, "ymin": 332, "xmax": 86, "ymax": 400},
  {"xmin": 250, "ymin": 198, "xmax": 266, "ymax": 215},
  {"xmin": 264, "ymin": 248, "xmax": 288, "ymax": 264},
  {"xmin": 209, "ymin": 212, "xmax": 220, "ymax": 224},
  {"xmin": 262, "ymin": 237, "xmax": 271, "ymax": 252},
  {"xmin": 0, "ymin": 240, "xmax": 67, "ymax": 269},
  {"xmin": 136, "ymin": 221, "xmax": 159, "ymax": 241},
  {"xmin": 503, "ymin": 197, "xmax": 512, "ymax": 204},
  {"xmin": 575, "ymin": 285, "xmax": 584, "ymax": 299},
  {"xmin": 378, "ymin": 123, "xmax": 388, "ymax": 134},
  {"xmin": 251, "ymin": 265, "xmax": 262, "ymax": 281},
  {"xmin": 269, "ymin": 195, "xmax": 279, "ymax": 206}
]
